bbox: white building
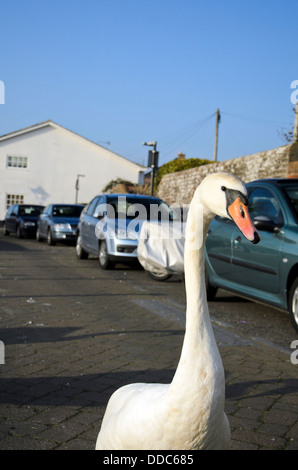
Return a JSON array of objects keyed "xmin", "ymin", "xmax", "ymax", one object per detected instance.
[{"xmin": 0, "ymin": 120, "xmax": 145, "ymax": 220}]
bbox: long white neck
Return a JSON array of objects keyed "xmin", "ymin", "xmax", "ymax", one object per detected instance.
[{"xmin": 169, "ymin": 188, "xmax": 223, "ymax": 393}]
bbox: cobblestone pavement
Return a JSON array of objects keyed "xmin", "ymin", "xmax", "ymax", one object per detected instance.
[{"xmin": 0, "ymin": 233, "xmax": 298, "ymax": 450}]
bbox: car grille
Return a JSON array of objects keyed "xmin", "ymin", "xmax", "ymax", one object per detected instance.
[{"xmin": 117, "ymin": 245, "xmax": 137, "ymax": 253}]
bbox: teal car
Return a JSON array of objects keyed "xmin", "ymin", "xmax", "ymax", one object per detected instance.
[{"xmin": 205, "ymin": 178, "xmax": 298, "ymax": 333}]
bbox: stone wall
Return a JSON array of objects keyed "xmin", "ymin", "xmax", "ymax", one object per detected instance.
[{"xmin": 157, "ymin": 143, "xmax": 298, "ymax": 206}]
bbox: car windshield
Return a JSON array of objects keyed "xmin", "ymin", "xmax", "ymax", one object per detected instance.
[
  {"xmin": 52, "ymin": 205, "xmax": 83, "ymax": 217},
  {"xmin": 106, "ymin": 196, "xmax": 178, "ymax": 221},
  {"xmin": 283, "ymin": 184, "xmax": 298, "ymax": 218},
  {"xmin": 18, "ymin": 205, "xmax": 44, "ymax": 216}
]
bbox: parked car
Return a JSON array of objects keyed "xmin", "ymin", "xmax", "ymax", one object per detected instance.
[
  {"xmin": 36, "ymin": 204, "xmax": 84, "ymax": 245},
  {"xmin": 138, "ymin": 178, "xmax": 298, "ymax": 333},
  {"xmin": 3, "ymin": 204, "xmax": 45, "ymax": 238},
  {"xmin": 206, "ymin": 178, "xmax": 298, "ymax": 332},
  {"xmin": 76, "ymin": 193, "xmax": 177, "ymax": 269}
]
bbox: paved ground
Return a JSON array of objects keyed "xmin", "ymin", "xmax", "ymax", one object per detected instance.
[{"xmin": 0, "ymin": 234, "xmax": 298, "ymax": 450}]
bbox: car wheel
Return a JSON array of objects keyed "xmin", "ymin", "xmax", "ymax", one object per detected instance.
[
  {"xmin": 3, "ymin": 223, "xmax": 9, "ymax": 236},
  {"xmin": 36, "ymin": 227, "xmax": 43, "ymax": 242},
  {"xmin": 17, "ymin": 225, "xmax": 23, "ymax": 239},
  {"xmin": 147, "ymin": 270, "xmax": 172, "ymax": 281},
  {"xmin": 76, "ymin": 234, "xmax": 88, "ymax": 259},
  {"xmin": 98, "ymin": 240, "xmax": 114, "ymax": 269},
  {"xmin": 47, "ymin": 229, "xmax": 56, "ymax": 246},
  {"xmin": 289, "ymin": 278, "xmax": 298, "ymax": 333}
]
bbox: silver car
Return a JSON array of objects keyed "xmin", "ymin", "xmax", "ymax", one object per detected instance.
[
  {"xmin": 37, "ymin": 204, "xmax": 85, "ymax": 245},
  {"xmin": 76, "ymin": 193, "xmax": 176, "ymax": 269}
]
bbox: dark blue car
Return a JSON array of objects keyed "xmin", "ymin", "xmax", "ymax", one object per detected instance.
[
  {"xmin": 3, "ymin": 204, "xmax": 45, "ymax": 238},
  {"xmin": 36, "ymin": 204, "xmax": 84, "ymax": 245}
]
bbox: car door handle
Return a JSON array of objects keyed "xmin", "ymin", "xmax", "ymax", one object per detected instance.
[{"xmin": 234, "ymin": 236, "xmax": 241, "ymax": 245}]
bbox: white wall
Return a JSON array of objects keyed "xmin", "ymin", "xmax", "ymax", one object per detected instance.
[{"xmin": 0, "ymin": 124, "xmax": 144, "ymax": 219}]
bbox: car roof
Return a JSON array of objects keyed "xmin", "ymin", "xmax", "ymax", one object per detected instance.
[
  {"xmin": 247, "ymin": 178, "xmax": 298, "ymax": 186},
  {"xmin": 105, "ymin": 194, "xmax": 163, "ymax": 200},
  {"xmin": 16, "ymin": 204, "xmax": 44, "ymax": 207},
  {"xmin": 50, "ymin": 203, "xmax": 85, "ymax": 206}
]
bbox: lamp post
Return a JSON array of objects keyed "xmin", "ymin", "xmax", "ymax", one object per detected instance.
[
  {"xmin": 142, "ymin": 141, "xmax": 159, "ymax": 196},
  {"xmin": 75, "ymin": 174, "xmax": 85, "ymax": 203}
]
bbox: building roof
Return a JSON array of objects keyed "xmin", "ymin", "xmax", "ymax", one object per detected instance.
[{"xmin": 0, "ymin": 119, "xmax": 145, "ymax": 170}]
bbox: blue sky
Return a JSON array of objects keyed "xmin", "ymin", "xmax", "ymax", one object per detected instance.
[{"xmin": 0, "ymin": 0, "xmax": 297, "ymax": 167}]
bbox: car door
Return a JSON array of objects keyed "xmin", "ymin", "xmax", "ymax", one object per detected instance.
[
  {"xmin": 205, "ymin": 216, "xmax": 234, "ymax": 278},
  {"xmin": 88, "ymin": 196, "xmax": 106, "ymax": 253},
  {"xmin": 5, "ymin": 205, "xmax": 15, "ymax": 232},
  {"xmin": 80, "ymin": 196, "xmax": 100, "ymax": 252},
  {"xmin": 10, "ymin": 205, "xmax": 19, "ymax": 233},
  {"xmin": 229, "ymin": 186, "xmax": 284, "ymax": 294},
  {"xmin": 39, "ymin": 206, "xmax": 51, "ymax": 237}
]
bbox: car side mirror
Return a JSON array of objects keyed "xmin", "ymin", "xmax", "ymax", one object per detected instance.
[
  {"xmin": 94, "ymin": 209, "xmax": 104, "ymax": 219},
  {"xmin": 253, "ymin": 216, "xmax": 280, "ymax": 233}
]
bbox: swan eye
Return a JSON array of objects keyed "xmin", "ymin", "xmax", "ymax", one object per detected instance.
[{"xmin": 221, "ymin": 186, "xmax": 226, "ymax": 192}]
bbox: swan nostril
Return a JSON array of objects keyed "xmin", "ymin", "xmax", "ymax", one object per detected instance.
[{"xmin": 240, "ymin": 206, "xmax": 245, "ymax": 218}]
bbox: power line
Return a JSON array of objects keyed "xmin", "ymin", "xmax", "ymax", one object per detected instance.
[
  {"xmin": 124, "ymin": 109, "xmax": 292, "ymax": 166},
  {"xmin": 221, "ymin": 111, "xmax": 291, "ymax": 128},
  {"xmin": 157, "ymin": 112, "xmax": 215, "ymax": 161}
]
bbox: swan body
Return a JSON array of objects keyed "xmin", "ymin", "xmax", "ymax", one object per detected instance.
[{"xmin": 96, "ymin": 172, "xmax": 260, "ymax": 450}]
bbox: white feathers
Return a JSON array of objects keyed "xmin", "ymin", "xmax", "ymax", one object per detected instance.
[{"xmin": 95, "ymin": 173, "xmax": 244, "ymax": 450}]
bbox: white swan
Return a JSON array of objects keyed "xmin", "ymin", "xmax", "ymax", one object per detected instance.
[{"xmin": 95, "ymin": 172, "xmax": 260, "ymax": 450}]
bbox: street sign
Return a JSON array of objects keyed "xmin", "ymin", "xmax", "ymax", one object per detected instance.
[{"xmin": 148, "ymin": 150, "xmax": 159, "ymax": 168}]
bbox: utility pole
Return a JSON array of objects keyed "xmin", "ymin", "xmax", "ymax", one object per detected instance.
[
  {"xmin": 294, "ymin": 102, "xmax": 298, "ymax": 143},
  {"xmin": 213, "ymin": 108, "xmax": 220, "ymax": 161}
]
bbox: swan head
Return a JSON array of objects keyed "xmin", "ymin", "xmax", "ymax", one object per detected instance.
[{"xmin": 198, "ymin": 172, "xmax": 260, "ymax": 244}]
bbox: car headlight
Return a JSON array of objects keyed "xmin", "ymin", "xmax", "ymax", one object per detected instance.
[
  {"xmin": 116, "ymin": 228, "xmax": 138, "ymax": 240},
  {"xmin": 53, "ymin": 223, "xmax": 72, "ymax": 231}
]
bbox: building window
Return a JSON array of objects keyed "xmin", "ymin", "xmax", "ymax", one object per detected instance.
[
  {"xmin": 6, "ymin": 194, "xmax": 24, "ymax": 209},
  {"xmin": 7, "ymin": 155, "xmax": 28, "ymax": 168}
]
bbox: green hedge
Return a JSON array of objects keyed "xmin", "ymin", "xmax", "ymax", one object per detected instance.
[
  {"xmin": 102, "ymin": 178, "xmax": 135, "ymax": 193},
  {"xmin": 155, "ymin": 158, "xmax": 212, "ymax": 188}
]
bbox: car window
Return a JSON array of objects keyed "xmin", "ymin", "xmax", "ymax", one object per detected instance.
[
  {"xmin": 87, "ymin": 197, "xmax": 100, "ymax": 216},
  {"xmin": 12, "ymin": 205, "xmax": 18, "ymax": 215},
  {"xmin": 105, "ymin": 196, "xmax": 177, "ymax": 221},
  {"xmin": 52, "ymin": 205, "xmax": 83, "ymax": 217},
  {"xmin": 248, "ymin": 187, "xmax": 283, "ymax": 226},
  {"xmin": 18, "ymin": 205, "xmax": 44, "ymax": 216},
  {"xmin": 282, "ymin": 184, "xmax": 298, "ymax": 219},
  {"xmin": 6, "ymin": 205, "xmax": 14, "ymax": 216},
  {"xmin": 93, "ymin": 197, "xmax": 106, "ymax": 217},
  {"xmin": 43, "ymin": 206, "xmax": 51, "ymax": 215}
]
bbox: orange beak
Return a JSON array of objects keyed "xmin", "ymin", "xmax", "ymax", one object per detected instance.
[{"xmin": 228, "ymin": 197, "xmax": 261, "ymax": 244}]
